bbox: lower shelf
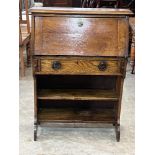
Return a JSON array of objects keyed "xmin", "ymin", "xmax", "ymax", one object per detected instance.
[
  {"xmin": 38, "ymin": 89, "xmax": 118, "ymax": 101},
  {"xmin": 38, "ymin": 108, "xmax": 115, "ymax": 123}
]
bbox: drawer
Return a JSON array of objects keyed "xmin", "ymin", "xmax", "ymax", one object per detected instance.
[{"xmin": 34, "ymin": 57, "xmax": 124, "ymax": 75}]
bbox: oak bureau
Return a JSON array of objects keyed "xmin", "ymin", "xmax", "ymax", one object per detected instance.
[{"xmin": 31, "ymin": 7, "xmax": 133, "ymax": 141}]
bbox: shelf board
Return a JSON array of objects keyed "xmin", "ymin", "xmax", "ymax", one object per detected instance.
[
  {"xmin": 38, "ymin": 108, "xmax": 115, "ymax": 123},
  {"xmin": 38, "ymin": 89, "xmax": 118, "ymax": 101}
]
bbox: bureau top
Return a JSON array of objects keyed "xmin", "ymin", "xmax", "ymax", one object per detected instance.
[{"xmin": 31, "ymin": 7, "xmax": 133, "ymax": 16}]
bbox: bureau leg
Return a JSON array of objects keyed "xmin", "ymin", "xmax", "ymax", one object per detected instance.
[
  {"xmin": 34, "ymin": 121, "xmax": 38, "ymax": 141},
  {"xmin": 115, "ymin": 123, "xmax": 120, "ymax": 142}
]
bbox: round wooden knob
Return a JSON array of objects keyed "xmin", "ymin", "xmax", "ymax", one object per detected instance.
[
  {"xmin": 98, "ymin": 61, "xmax": 107, "ymax": 71},
  {"xmin": 52, "ymin": 61, "xmax": 61, "ymax": 70}
]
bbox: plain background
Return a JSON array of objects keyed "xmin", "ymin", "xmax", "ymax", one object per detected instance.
[{"xmin": 0, "ymin": 0, "xmax": 155, "ymax": 154}]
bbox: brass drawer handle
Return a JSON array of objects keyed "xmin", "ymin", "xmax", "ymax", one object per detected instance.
[
  {"xmin": 52, "ymin": 61, "xmax": 61, "ymax": 70},
  {"xmin": 98, "ymin": 61, "xmax": 107, "ymax": 71}
]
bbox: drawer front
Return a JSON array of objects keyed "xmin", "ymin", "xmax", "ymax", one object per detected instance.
[
  {"xmin": 34, "ymin": 57, "xmax": 124, "ymax": 75},
  {"xmin": 34, "ymin": 17, "xmax": 129, "ymax": 57}
]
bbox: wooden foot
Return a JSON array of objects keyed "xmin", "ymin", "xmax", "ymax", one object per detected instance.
[
  {"xmin": 115, "ymin": 124, "xmax": 120, "ymax": 142},
  {"xmin": 34, "ymin": 122, "xmax": 38, "ymax": 141}
]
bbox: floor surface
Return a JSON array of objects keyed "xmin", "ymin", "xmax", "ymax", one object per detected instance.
[{"xmin": 19, "ymin": 65, "xmax": 135, "ymax": 155}]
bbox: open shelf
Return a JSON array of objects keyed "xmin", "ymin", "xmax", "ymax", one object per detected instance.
[
  {"xmin": 38, "ymin": 108, "xmax": 115, "ymax": 123},
  {"xmin": 37, "ymin": 89, "xmax": 119, "ymax": 101},
  {"xmin": 37, "ymin": 75, "xmax": 118, "ymax": 124}
]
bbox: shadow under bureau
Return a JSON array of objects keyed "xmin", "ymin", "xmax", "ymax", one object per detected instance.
[{"xmin": 31, "ymin": 7, "xmax": 133, "ymax": 141}]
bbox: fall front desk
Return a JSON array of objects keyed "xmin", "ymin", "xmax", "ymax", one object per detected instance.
[{"xmin": 30, "ymin": 7, "xmax": 132, "ymax": 141}]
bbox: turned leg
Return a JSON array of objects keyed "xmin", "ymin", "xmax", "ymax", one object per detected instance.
[
  {"xmin": 34, "ymin": 121, "xmax": 38, "ymax": 141},
  {"xmin": 115, "ymin": 123, "xmax": 120, "ymax": 142}
]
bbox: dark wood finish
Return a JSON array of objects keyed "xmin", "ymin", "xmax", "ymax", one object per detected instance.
[
  {"xmin": 35, "ymin": 0, "xmax": 81, "ymax": 7},
  {"xmin": 31, "ymin": 7, "xmax": 131, "ymax": 141},
  {"xmin": 82, "ymin": 0, "xmax": 119, "ymax": 8},
  {"xmin": 37, "ymin": 75, "xmax": 117, "ymax": 90},
  {"xmin": 43, "ymin": 0, "xmax": 72, "ymax": 7},
  {"xmin": 82, "ymin": 0, "xmax": 100, "ymax": 8},
  {"xmin": 81, "ymin": 0, "xmax": 134, "ymax": 14},
  {"xmin": 119, "ymin": 0, "xmax": 135, "ymax": 14},
  {"xmin": 38, "ymin": 108, "xmax": 115, "ymax": 122}
]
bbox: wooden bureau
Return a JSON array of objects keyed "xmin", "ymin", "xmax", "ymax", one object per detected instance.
[{"xmin": 31, "ymin": 7, "xmax": 133, "ymax": 141}]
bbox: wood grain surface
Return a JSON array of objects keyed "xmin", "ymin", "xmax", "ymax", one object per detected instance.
[
  {"xmin": 34, "ymin": 17, "xmax": 128, "ymax": 57},
  {"xmin": 34, "ymin": 57, "xmax": 123, "ymax": 75},
  {"xmin": 38, "ymin": 89, "xmax": 118, "ymax": 101},
  {"xmin": 31, "ymin": 8, "xmax": 130, "ymax": 141},
  {"xmin": 38, "ymin": 108, "xmax": 115, "ymax": 123},
  {"xmin": 31, "ymin": 7, "xmax": 133, "ymax": 15}
]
